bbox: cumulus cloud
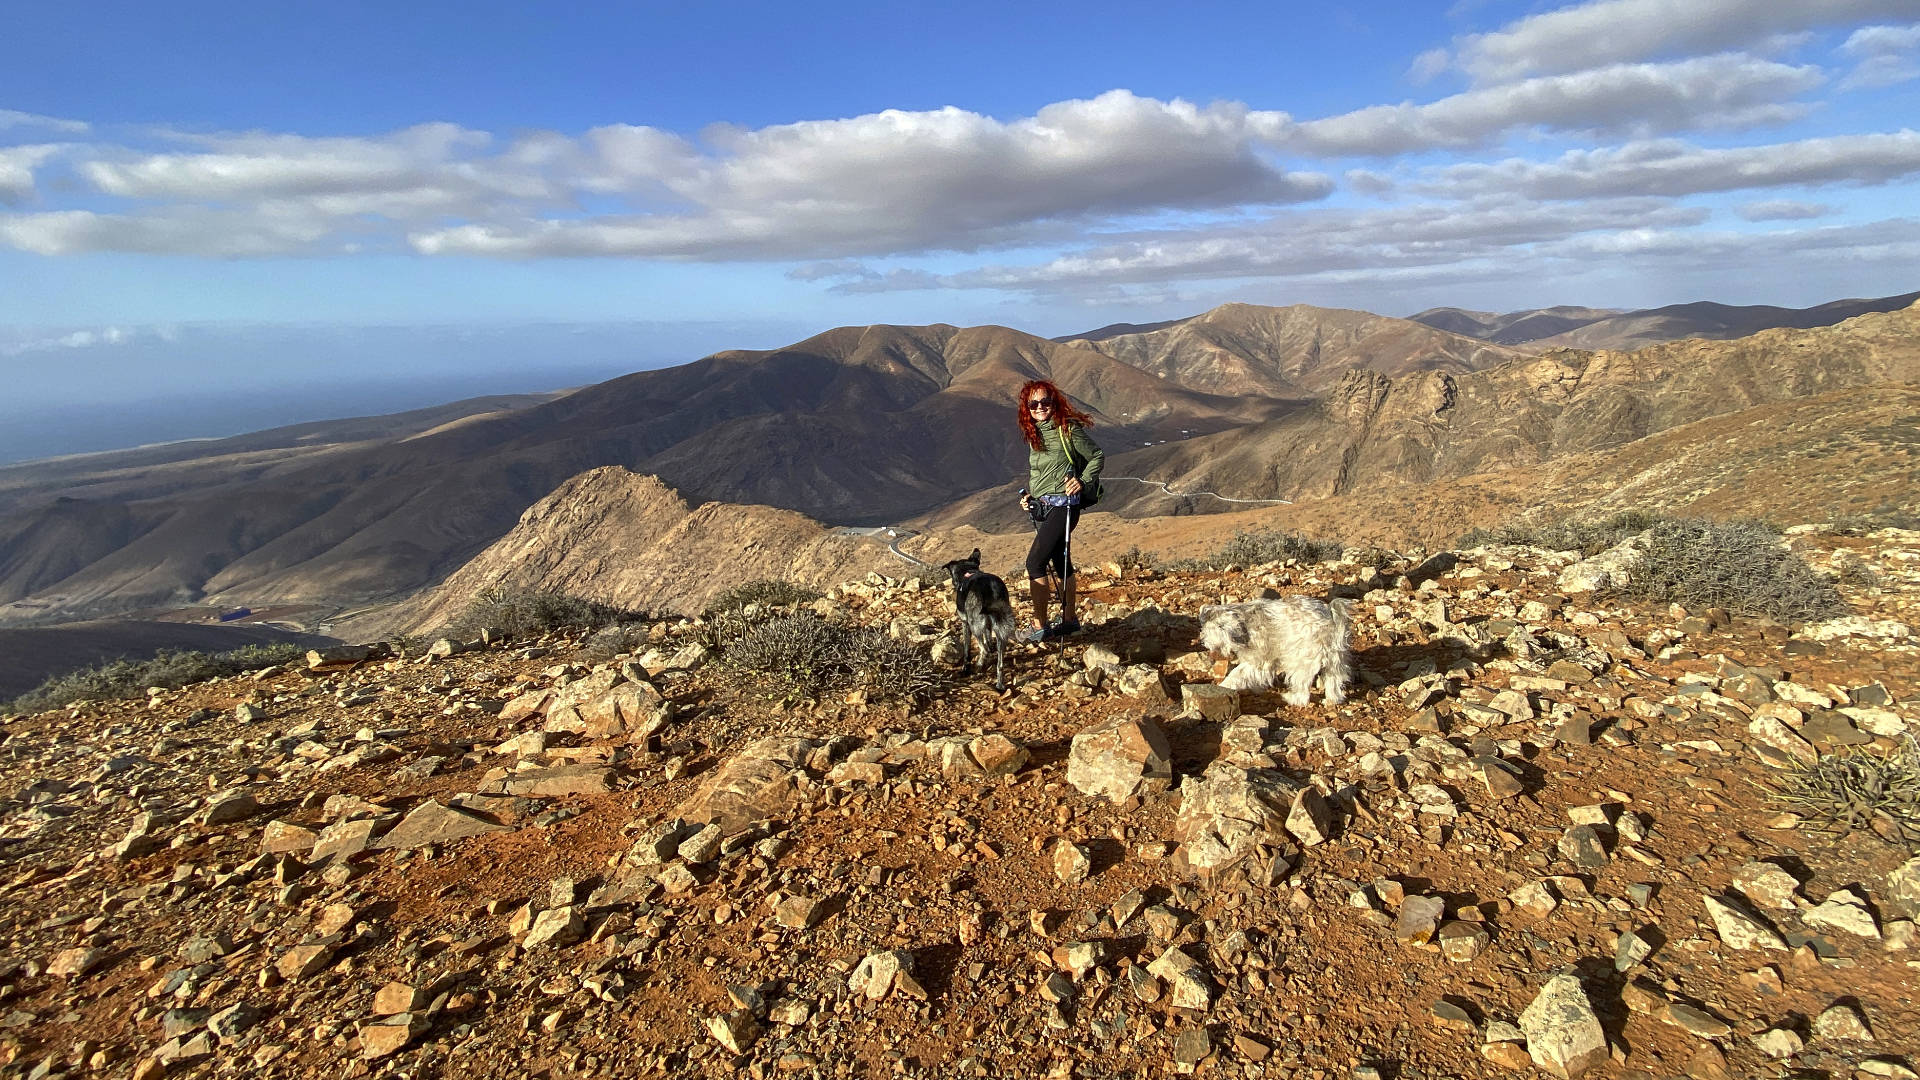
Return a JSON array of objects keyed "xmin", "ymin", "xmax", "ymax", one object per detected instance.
[
  {"xmin": 1424, "ymin": 131, "xmax": 1920, "ymax": 200},
  {"xmin": 1737, "ymin": 199, "xmax": 1833, "ymax": 220},
  {"xmin": 1840, "ymin": 23, "xmax": 1920, "ymax": 88},
  {"xmin": 0, "ymin": 207, "xmax": 339, "ymax": 257},
  {"xmin": 1451, "ymin": 0, "xmax": 1915, "ymax": 82},
  {"xmin": 0, "ymin": 325, "xmax": 135, "ymax": 357},
  {"xmin": 412, "ymin": 93, "xmax": 1328, "ymax": 258},
  {"xmin": 0, "ymin": 145, "xmax": 60, "ymax": 203},
  {"xmin": 1286, "ymin": 54, "xmax": 1821, "ymax": 156}
]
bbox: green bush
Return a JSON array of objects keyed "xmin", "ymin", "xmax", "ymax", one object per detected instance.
[
  {"xmin": 704, "ymin": 579, "xmax": 824, "ymax": 618},
  {"xmin": 441, "ymin": 587, "xmax": 641, "ymax": 641},
  {"xmin": 1617, "ymin": 519, "xmax": 1845, "ymax": 624},
  {"xmin": 716, "ymin": 611, "xmax": 943, "ymax": 702},
  {"xmin": 1457, "ymin": 510, "xmax": 1662, "ymax": 556},
  {"xmin": 1166, "ymin": 530, "xmax": 1344, "ymax": 572},
  {"xmin": 10, "ymin": 642, "xmax": 309, "ymax": 713}
]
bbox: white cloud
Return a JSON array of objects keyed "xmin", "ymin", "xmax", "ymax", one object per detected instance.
[
  {"xmin": 1840, "ymin": 23, "xmax": 1920, "ymax": 88},
  {"xmin": 1286, "ymin": 54, "xmax": 1821, "ymax": 156},
  {"xmin": 0, "ymin": 208, "xmax": 338, "ymax": 257},
  {"xmin": 413, "ymin": 92, "xmax": 1330, "ymax": 258},
  {"xmin": 1453, "ymin": 0, "xmax": 1915, "ymax": 82},
  {"xmin": 1424, "ymin": 131, "xmax": 1920, "ymax": 200},
  {"xmin": 0, "ymin": 145, "xmax": 61, "ymax": 203},
  {"xmin": 1737, "ymin": 199, "xmax": 1833, "ymax": 220},
  {"xmin": 821, "ymin": 198, "xmax": 1712, "ymax": 293},
  {"xmin": 0, "ymin": 109, "xmax": 88, "ymax": 134}
]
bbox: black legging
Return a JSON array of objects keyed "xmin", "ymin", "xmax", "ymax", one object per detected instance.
[{"xmin": 1025, "ymin": 505, "xmax": 1081, "ymax": 582}]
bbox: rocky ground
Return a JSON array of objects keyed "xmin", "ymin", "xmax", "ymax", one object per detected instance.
[{"xmin": 3, "ymin": 528, "xmax": 1919, "ymax": 1080}]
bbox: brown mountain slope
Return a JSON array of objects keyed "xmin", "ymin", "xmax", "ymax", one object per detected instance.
[
  {"xmin": 385, "ymin": 467, "xmax": 901, "ymax": 636},
  {"xmin": 0, "ymin": 324, "xmax": 1288, "ymax": 625},
  {"xmin": 898, "ymin": 384, "xmax": 1919, "ymax": 570},
  {"xmin": 1062, "ymin": 302, "xmax": 1528, "ymax": 397},
  {"xmin": 1089, "ymin": 301, "xmax": 1920, "ymax": 511}
]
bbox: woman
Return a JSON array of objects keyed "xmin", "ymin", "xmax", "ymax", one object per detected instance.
[{"xmin": 1015, "ymin": 379, "xmax": 1103, "ymax": 642}]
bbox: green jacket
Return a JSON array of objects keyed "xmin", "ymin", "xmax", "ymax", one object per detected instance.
[{"xmin": 1028, "ymin": 420, "xmax": 1104, "ymax": 500}]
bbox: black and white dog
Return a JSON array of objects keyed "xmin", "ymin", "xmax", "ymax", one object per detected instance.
[{"xmin": 942, "ymin": 548, "xmax": 1017, "ymax": 691}]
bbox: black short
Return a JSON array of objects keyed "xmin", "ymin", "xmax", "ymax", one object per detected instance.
[{"xmin": 1025, "ymin": 505, "xmax": 1081, "ymax": 581}]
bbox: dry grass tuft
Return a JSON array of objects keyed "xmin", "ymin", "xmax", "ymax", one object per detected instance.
[{"xmin": 1768, "ymin": 738, "xmax": 1920, "ymax": 851}]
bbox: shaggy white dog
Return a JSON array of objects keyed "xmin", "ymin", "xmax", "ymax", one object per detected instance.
[{"xmin": 1199, "ymin": 596, "xmax": 1353, "ymax": 706}]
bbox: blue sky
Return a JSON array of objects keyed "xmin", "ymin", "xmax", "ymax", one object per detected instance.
[{"xmin": 3, "ymin": 0, "xmax": 1919, "ymax": 456}]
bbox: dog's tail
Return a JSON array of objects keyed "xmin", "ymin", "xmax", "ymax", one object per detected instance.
[{"xmin": 1328, "ymin": 597, "xmax": 1354, "ymax": 648}]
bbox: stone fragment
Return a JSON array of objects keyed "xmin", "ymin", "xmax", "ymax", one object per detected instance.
[
  {"xmin": 48, "ymin": 947, "xmax": 108, "ymax": 978},
  {"xmin": 1614, "ymin": 928, "xmax": 1653, "ymax": 971},
  {"xmin": 1146, "ymin": 947, "xmax": 1211, "ymax": 1011},
  {"xmin": 234, "ymin": 703, "xmax": 268, "ymax": 724},
  {"xmin": 1052, "ymin": 840, "xmax": 1092, "ymax": 885},
  {"xmin": 1703, "ymin": 895, "xmax": 1787, "ymax": 951},
  {"xmin": 1438, "ymin": 921, "xmax": 1490, "ymax": 962},
  {"xmin": 373, "ymin": 982, "xmax": 426, "ymax": 1015},
  {"xmin": 505, "ymin": 764, "xmax": 614, "ymax": 797},
  {"xmin": 579, "ymin": 682, "xmax": 673, "ymax": 742},
  {"xmin": 1065, "ymin": 714, "xmax": 1173, "ymax": 804},
  {"xmin": 847, "ymin": 950, "xmax": 913, "ymax": 1000},
  {"xmin": 677, "ymin": 823, "xmax": 725, "ymax": 864},
  {"xmin": 1890, "ymin": 857, "xmax": 1920, "ymax": 919},
  {"xmin": 1285, "ymin": 786, "xmax": 1335, "ymax": 847},
  {"xmin": 373, "ymin": 800, "xmax": 508, "ymax": 850},
  {"xmin": 707, "ymin": 1010, "xmax": 761, "ymax": 1053},
  {"xmin": 1053, "ymin": 941, "xmax": 1104, "ymax": 981},
  {"xmin": 1750, "ymin": 1027, "xmax": 1802, "ymax": 1059},
  {"xmin": 1475, "ymin": 757, "xmax": 1525, "ymax": 799},
  {"xmin": 206, "ymin": 1003, "xmax": 260, "ymax": 1039},
  {"xmin": 1684, "ymin": 1044, "xmax": 1732, "ymax": 1080},
  {"xmin": 1181, "ymin": 683, "xmax": 1240, "ymax": 722},
  {"xmin": 1170, "ymin": 1027, "xmax": 1211, "ymax": 1065},
  {"xmin": 259, "ymin": 820, "xmax": 318, "ymax": 855},
  {"xmin": 523, "ymin": 906, "xmax": 585, "ymax": 949},
  {"xmin": 1394, "ymin": 896, "xmax": 1445, "ymax": 946},
  {"xmin": 1812, "ymin": 999, "xmax": 1873, "ymax": 1037},
  {"xmin": 1172, "ymin": 762, "xmax": 1299, "ymax": 873},
  {"xmin": 1730, "ymin": 861, "xmax": 1801, "ymax": 909},
  {"xmin": 313, "ymin": 902, "xmax": 360, "ymax": 937},
  {"xmin": 275, "ymin": 942, "xmax": 337, "ymax": 981},
  {"xmin": 1747, "ymin": 716, "xmax": 1817, "ymax": 766},
  {"xmin": 1510, "ymin": 880, "xmax": 1558, "ymax": 920},
  {"xmin": 968, "ymin": 734, "xmax": 1029, "ymax": 776},
  {"xmin": 1518, "ymin": 974, "xmax": 1608, "ymax": 1079},
  {"xmin": 1805, "ymin": 888, "xmax": 1880, "ymax": 939},
  {"xmin": 673, "ymin": 736, "xmax": 815, "ymax": 831},
  {"xmin": 1558, "ymin": 825, "xmax": 1608, "ymax": 869},
  {"xmin": 1663, "ymin": 1004, "xmax": 1730, "ymax": 1038},
  {"xmin": 307, "ymin": 644, "xmax": 391, "ymax": 671},
  {"xmin": 203, "ymin": 788, "xmax": 261, "ymax": 825},
  {"xmin": 360, "ymin": 1014, "xmax": 426, "ymax": 1060},
  {"xmin": 773, "ymin": 894, "xmax": 828, "ymax": 930}
]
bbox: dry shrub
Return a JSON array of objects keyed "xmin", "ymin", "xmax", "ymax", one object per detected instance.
[
  {"xmin": 1457, "ymin": 510, "xmax": 1662, "ymax": 556},
  {"xmin": 716, "ymin": 611, "xmax": 943, "ymax": 702},
  {"xmin": 1167, "ymin": 530, "xmax": 1344, "ymax": 572},
  {"xmin": 1767, "ymin": 739, "xmax": 1920, "ymax": 851},
  {"xmin": 442, "ymin": 587, "xmax": 641, "ymax": 641},
  {"xmin": 1616, "ymin": 519, "xmax": 1845, "ymax": 624},
  {"xmin": 11, "ymin": 642, "xmax": 308, "ymax": 713}
]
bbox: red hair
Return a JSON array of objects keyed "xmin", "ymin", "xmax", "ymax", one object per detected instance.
[{"xmin": 1016, "ymin": 379, "xmax": 1095, "ymax": 451}]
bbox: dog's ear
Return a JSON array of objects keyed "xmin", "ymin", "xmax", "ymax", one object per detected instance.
[
  {"xmin": 1200, "ymin": 605, "xmax": 1221, "ymax": 620},
  {"xmin": 969, "ymin": 548, "xmax": 981, "ymax": 562}
]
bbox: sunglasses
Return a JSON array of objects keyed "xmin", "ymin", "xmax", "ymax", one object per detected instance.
[{"xmin": 1026, "ymin": 398, "xmax": 1055, "ymax": 411}]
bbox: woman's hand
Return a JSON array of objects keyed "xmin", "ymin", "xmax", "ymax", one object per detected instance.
[
  {"xmin": 1019, "ymin": 494, "xmax": 1032, "ymax": 512},
  {"xmin": 1063, "ymin": 476, "xmax": 1082, "ymax": 497}
]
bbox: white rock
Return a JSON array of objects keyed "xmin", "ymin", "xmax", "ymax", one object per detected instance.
[{"xmin": 1518, "ymin": 974, "xmax": 1608, "ymax": 1078}]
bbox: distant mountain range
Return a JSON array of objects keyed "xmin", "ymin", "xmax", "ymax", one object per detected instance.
[
  {"xmin": 1, "ymin": 290, "xmax": 1915, "ymax": 630},
  {"xmin": 1410, "ymin": 289, "xmax": 1920, "ymax": 351}
]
